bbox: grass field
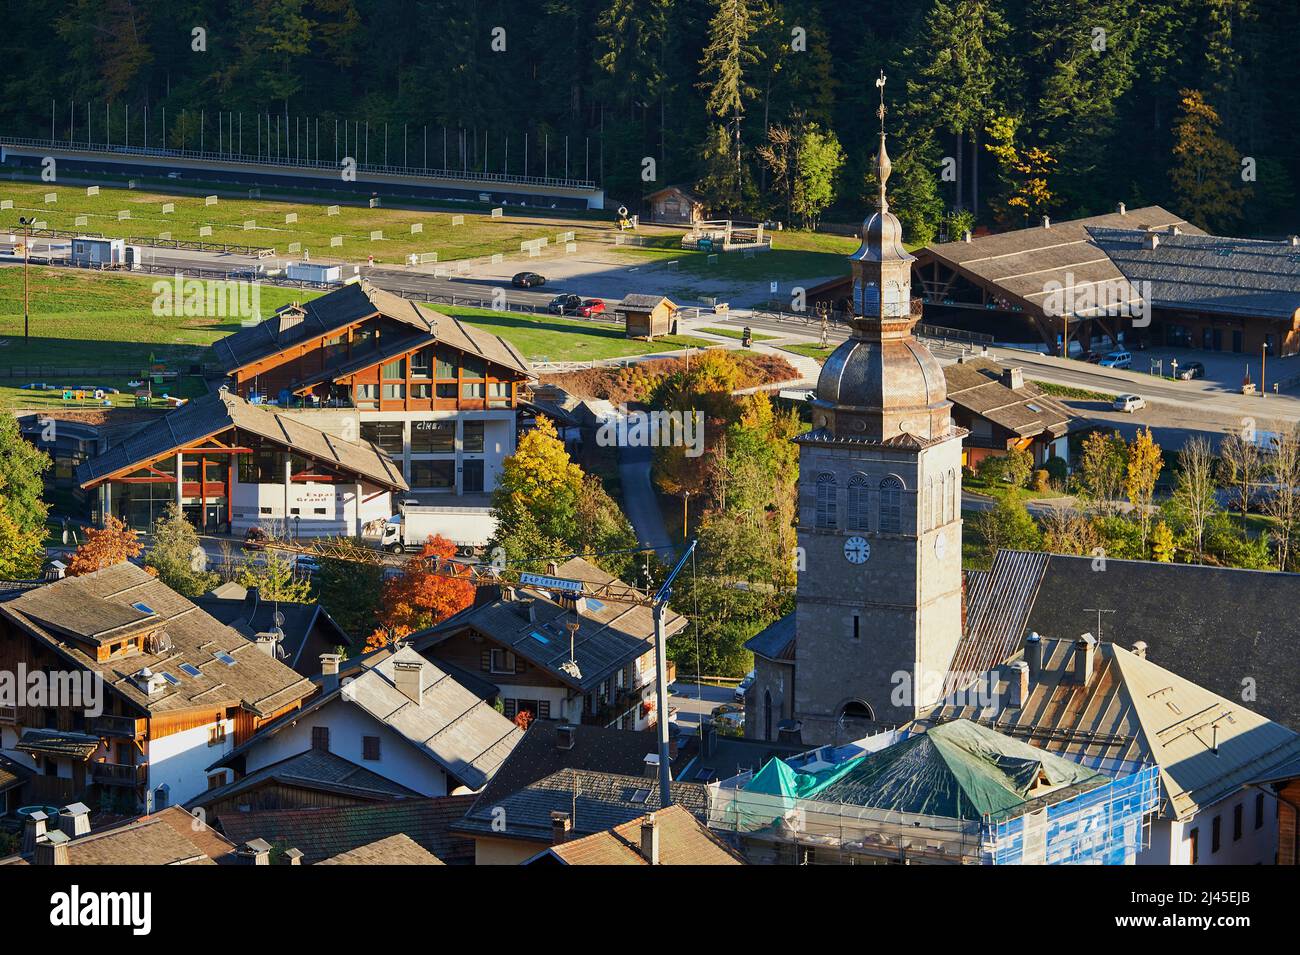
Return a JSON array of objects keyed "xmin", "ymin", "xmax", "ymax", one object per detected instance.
[
  {"xmin": 696, "ymin": 325, "xmax": 778, "ymax": 341},
  {"xmin": 612, "ymin": 228, "xmax": 860, "ymax": 284},
  {"xmin": 0, "ymin": 266, "xmax": 320, "ymax": 369},
  {"xmin": 0, "ymin": 268, "xmax": 720, "ymax": 410},
  {"xmin": 1031, "ymin": 379, "xmax": 1117, "ymax": 401},
  {"xmin": 437, "ymin": 305, "xmax": 717, "ymax": 361},
  {"xmin": 0, "ymin": 181, "xmax": 620, "ymax": 263},
  {"xmin": 780, "ymin": 342, "xmax": 835, "ymax": 362}
]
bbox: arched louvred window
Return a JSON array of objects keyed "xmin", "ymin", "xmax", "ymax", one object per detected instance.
[
  {"xmin": 947, "ymin": 468, "xmax": 959, "ymax": 523},
  {"xmin": 927, "ymin": 476, "xmax": 938, "ymax": 530},
  {"xmin": 840, "ymin": 700, "xmax": 874, "ymax": 722},
  {"xmin": 879, "ymin": 475, "xmax": 904, "ymax": 534},
  {"xmin": 847, "ymin": 473, "xmax": 870, "ymax": 530},
  {"xmin": 764, "ymin": 690, "xmax": 773, "ymax": 741},
  {"xmin": 815, "ymin": 472, "xmax": 838, "ymax": 529}
]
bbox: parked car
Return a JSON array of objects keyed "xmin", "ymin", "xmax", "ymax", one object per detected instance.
[
  {"xmin": 242, "ymin": 526, "xmax": 269, "ymax": 550},
  {"xmin": 294, "ymin": 554, "xmax": 320, "ymax": 577},
  {"xmin": 1081, "ymin": 352, "xmax": 1103, "ymax": 364},
  {"xmin": 511, "ymin": 271, "xmax": 546, "ymax": 288},
  {"xmin": 734, "ymin": 670, "xmax": 756, "ymax": 702},
  {"xmin": 1113, "ymin": 393, "xmax": 1145, "ymax": 413},
  {"xmin": 548, "ymin": 293, "xmax": 582, "ymax": 314},
  {"xmin": 1177, "ymin": 361, "xmax": 1206, "ymax": 380},
  {"xmin": 1098, "ymin": 350, "xmax": 1132, "ymax": 369},
  {"xmin": 576, "ymin": 298, "xmax": 606, "ymax": 317}
]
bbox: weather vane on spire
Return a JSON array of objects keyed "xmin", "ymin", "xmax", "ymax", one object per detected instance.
[{"xmin": 875, "ymin": 70, "xmax": 887, "ymax": 134}]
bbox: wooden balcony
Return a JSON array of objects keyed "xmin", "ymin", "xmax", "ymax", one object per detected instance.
[
  {"xmin": 90, "ymin": 761, "xmax": 147, "ymax": 787},
  {"xmin": 86, "ymin": 714, "xmax": 143, "ymax": 738}
]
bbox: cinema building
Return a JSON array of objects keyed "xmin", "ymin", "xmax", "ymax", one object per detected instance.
[{"xmin": 210, "ymin": 281, "xmax": 533, "ymax": 497}]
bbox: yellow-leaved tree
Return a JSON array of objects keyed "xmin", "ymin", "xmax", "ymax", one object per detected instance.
[{"xmin": 1124, "ymin": 427, "xmax": 1164, "ymax": 555}]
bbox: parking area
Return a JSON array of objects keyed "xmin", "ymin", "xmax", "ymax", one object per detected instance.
[
  {"xmin": 669, "ymin": 681, "xmax": 738, "ymax": 736},
  {"xmin": 1128, "ymin": 345, "xmax": 1300, "ymax": 395}
]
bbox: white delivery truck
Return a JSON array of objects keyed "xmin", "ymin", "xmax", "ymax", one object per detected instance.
[{"xmin": 380, "ymin": 502, "xmax": 498, "ymax": 555}]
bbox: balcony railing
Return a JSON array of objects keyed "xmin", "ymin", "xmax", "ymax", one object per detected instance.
[
  {"xmin": 0, "ymin": 706, "xmax": 16, "ymax": 723},
  {"xmin": 86, "ymin": 714, "xmax": 143, "ymax": 738},
  {"xmin": 90, "ymin": 762, "xmax": 147, "ymax": 787}
]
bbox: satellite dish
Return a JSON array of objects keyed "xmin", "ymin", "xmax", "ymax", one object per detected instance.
[
  {"xmin": 617, "ymin": 206, "xmax": 628, "ymax": 217},
  {"xmin": 273, "ymin": 611, "xmax": 285, "ymax": 628}
]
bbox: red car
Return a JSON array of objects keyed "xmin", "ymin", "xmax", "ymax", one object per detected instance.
[{"xmin": 576, "ymin": 298, "xmax": 606, "ymax": 318}]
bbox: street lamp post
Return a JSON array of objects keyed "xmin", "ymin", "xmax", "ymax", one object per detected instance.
[{"xmin": 18, "ymin": 217, "xmax": 31, "ymax": 342}]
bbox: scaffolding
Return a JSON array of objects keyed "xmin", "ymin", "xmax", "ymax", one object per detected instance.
[{"xmin": 707, "ymin": 763, "xmax": 1160, "ymax": 866}]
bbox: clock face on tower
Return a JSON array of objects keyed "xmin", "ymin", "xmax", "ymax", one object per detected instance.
[{"xmin": 843, "ymin": 536, "xmax": 871, "ymax": 564}]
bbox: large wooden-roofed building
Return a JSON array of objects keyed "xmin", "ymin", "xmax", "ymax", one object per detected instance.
[
  {"xmin": 910, "ymin": 206, "xmax": 1201, "ymax": 351},
  {"xmin": 210, "ymin": 280, "xmax": 534, "ymax": 496},
  {"xmin": 1089, "ymin": 227, "xmax": 1300, "ymax": 357},
  {"xmin": 76, "ymin": 389, "xmax": 408, "ymax": 535}
]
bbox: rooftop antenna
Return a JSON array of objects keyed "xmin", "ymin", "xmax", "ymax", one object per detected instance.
[
  {"xmin": 560, "ymin": 619, "xmax": 582, "ymax": 681},
  {"xmin": 1083, "ymin": 608, "xmax": 1116, "ymax": 642}
]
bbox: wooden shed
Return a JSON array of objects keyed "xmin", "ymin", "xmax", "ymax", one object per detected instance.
[
  {"xmin": 619, "ymin": 294, "xmax": 678, "ymax": 340},
  {"xmin": 643, "ymin": 185, "xmax": 707, "ymax": 224}
]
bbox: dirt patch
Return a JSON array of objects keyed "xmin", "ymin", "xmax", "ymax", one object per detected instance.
[{"xmin": 540, "ymin": 351, "xmax": 797, "ymax": 405}]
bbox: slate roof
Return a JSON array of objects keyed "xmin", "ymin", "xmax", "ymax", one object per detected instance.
[
  {"xmin": 530, "ymin": 804, "xmax": 744, "ymax": 865},
  {"xmin": 412, "ymin": 557, "xmax": 686, "ymax": 693},
  {"xmin": 212, "ymin": 280, "xmax": 531, "ymax": 378},
  {"xmin": 945, "ymin": 550, "xmax": 1300, "ymax": 735},
  {"xmin": 0, "ymin": 563, "xmax": 316, "ymax": 718},
  {"xmin": 197, "ymin": 587, "xmax": 354, "ymax": 675},
  {"xmin": 916, "ymin": 206, "xmax": 1201, "ymax": 319},
  {"xmin": 216, "ymin": 796, "xmax": 476, "ymax": 864},
  {"xmin": 317, "ymin": 832, "xmax": 444, "ymax": 865},
  {"xmin": 468, "ymin": 720, "xmax": 663, "ymax": 812},
  {"xmin": 212, "ymin": 645, "xmax": 522, "ymax": 791},
  {"xmin": 76, "ymin": 389, "xmax": 408, "ymax": 490},
  {"xmin": 744, "ymin": 613, "xmax": 796, "ymax": 662},
  {"xmin": 942, "ymin": 358, "xmax": 1075, "ymax": 439},
  {"xmin": 0, "ymin": 753, "xmax": 33, "ymax": 794},
  {"xmin": 1089, "ymin": 227, "xmax": 1300, "ymax": 319},
  {"xmin": 16, "ymin": 729, "xmax": 101, "ymax": 759},
  {"xmin": 454, "ymin": 768, "xmax": 709, "ymax": 842},
  {"xmin": 187, "ymin": 748, "xmax": 422, "ymax": 811},
  {"xmin": 1, "ymin": 807, "xmax": 234, "ymax": 865},
  {"xmin": 925, "ymin": 637, "xmax": 1300, "ymax": 820}
]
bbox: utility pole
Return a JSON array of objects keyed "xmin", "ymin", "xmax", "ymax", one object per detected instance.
[{"xmin": 19, "ymin": 217, "xmax": 31, "ymax": 341}]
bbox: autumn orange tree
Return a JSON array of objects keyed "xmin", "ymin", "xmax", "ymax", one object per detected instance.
[
  {"xmin": 68, "ymin": 516, "xmax": 143, "ymax": 576},
  {"xmin": 365, "ymin": 534, "xmax": 475, "ymax": 651}
]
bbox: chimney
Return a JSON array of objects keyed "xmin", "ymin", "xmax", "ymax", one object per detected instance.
[
  {"xmin": 1001, "ymin": 366, "xmax": 1024, "ymax": 391},
  {"xmin": 701, "ymin": 718, "xmax": 718, "ymax": 757},
  {"xmin": 393, "ymin": 660, "xmax": 424, "ymax": 704},
  {"xmin": 1074, "ymin": 633, "xmax": 1097, "ymax": 686},
  {"xmin": 502, "ymin": 585, "xmax": 516, "ymax": 602},
  {"xmin": 237, "ymin": 838, "xmax": 272, "ymax": 865},
  {"xmin": 1168, "ymin": 224, "xmax": 1181, "ymax": 236},
  {"xmin": 550, "ymin": 811, "xmax": 572, "ymax": 845},
  {"xmin": 776, "ymin": 719, "xmax": 803, "ymax": 746},
  {"xmin": 640, "ymin": 813, "xmax": 660, "ymax": 865},
  {"xmin": 963, "ymin": 230, "xmax": 973, "ymax": 243},
  {"xmin": 34, "ymin": 828, "xmax": 70, "ymax": 866},
  {"xmin": 320, "ymin": 653, "xmax": 341, "ymax": 694},
  {"xmin": 1008, "ymin": 662, "xmax": 1030, "ymax": 708},
  {"xmin": 254, "ymin": 629, "xmax": 283, "ymax": 657},
  {"xmin": 643, "ymin": 752, "xmax": 660, "ymax": 780},
  {"xmin": 1024, "ymin": 632, "xmax": 1043, "ymax": 680},
  {"xmin": 555, "ymin": 724, "xmax": 576, "ymax": 751},
  {"xmin": 1116, "ymin": 202, "xmax": 1127, "ymax": 215},
  {"xmin": 1041, "ymin": 215, "xmax": 1051, "ymax": 228},
  {"xmin": 1131, "ymin": 640, "xmax": 1148, "ymax": 660},
  {"xmin": 285, "ymin": 848, "xmax": 304, "ymax": 866},
  {"xmin": 546, "ymin": 561, "xmax": 559, "ymax": 576},
  {"xmin": 58, "ymin": 802, "xmax": 91, "ymax": 839},
  {"xmin": 21, "ymin": 810, "xmax": 48, "ymax": 854},
  {"xmin": 1290, "ymin": 236, "xmax": 1299, "ymax": 247}
]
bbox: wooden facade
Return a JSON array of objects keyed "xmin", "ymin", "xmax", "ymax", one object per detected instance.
[
  {"xmin": 1279, "ymin": 779, "xmax": 1300, "ymax": 865},
  {"xmin": 227, "ymin": 312, "xmax": 525, "ymax": 414}
]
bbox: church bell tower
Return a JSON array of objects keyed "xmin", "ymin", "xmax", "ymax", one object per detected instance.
[{"xmin": 791, "ymin": 73, "xmax": 967, "ymax": 743}]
